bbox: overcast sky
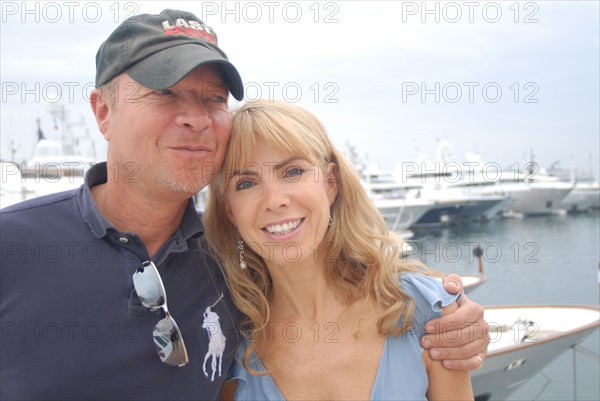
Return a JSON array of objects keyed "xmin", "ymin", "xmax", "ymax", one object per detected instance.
[{"xmin": 1, "ymin": 1, "xmax": 598, "ymax": 176}]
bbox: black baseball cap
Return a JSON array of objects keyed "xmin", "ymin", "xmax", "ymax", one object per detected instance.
[{"xmin": 95, "ymin": 9, "xmax": 243, "ymax": 100}]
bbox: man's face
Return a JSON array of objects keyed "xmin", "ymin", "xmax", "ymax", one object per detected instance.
[{"xmin": 102, "ymin": 64, "xmax": 232, "ymax": 198}]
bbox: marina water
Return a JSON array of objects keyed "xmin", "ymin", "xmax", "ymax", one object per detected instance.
[{"xmin": 407, "ymin": 210, "xmax": 600, "ymax": 400}]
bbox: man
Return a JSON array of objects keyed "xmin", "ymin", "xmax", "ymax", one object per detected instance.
[{"xmin": 0, "ymin": 9, "xmax": 487, "ymax": 400}]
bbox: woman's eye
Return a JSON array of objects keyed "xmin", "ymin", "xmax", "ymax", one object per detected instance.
[
  {"xmin": 284, "ymin": 167, "xmax": 305, "ymax": 178},
  {"xmin": 235, "ymin": 180, "xmax": 254, "ymax": 191}
]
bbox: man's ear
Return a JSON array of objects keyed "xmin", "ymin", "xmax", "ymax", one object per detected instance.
[{"xmin": 90, "ymin": 88, "xmax": 111, "ymax": 141}]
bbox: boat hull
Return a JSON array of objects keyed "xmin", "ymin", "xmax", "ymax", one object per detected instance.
[
  {"xmin": 508, "ymin": 183, "xmax": 573, "ymax": 215},
  {"xmin": 372, "ymin": 198, "xmax": 433, "ymax": 232},
  {"xmin": 413, "ymin": 198, "xmax": 504, "ymax": 226},
  {"xmin": 560, "ymin": 184, "xmax": 600, "ymax": 212},
  {"xmin": 471, "ymin": 305, "xmax": 599, "ymax": 401}
]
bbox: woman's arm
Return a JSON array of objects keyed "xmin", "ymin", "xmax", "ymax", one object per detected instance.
[
  {"xmin": 423, "ymin": 301, "xmax": 474, "ymax": 401},
  {"xmin": 220, "ymin": 381, "xmax": 238, "ymax": 401}
]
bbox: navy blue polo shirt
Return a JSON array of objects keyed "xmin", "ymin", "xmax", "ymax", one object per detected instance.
[{"xmin": 1, "ymin": 162, "xmax": 242, "ymax": 400}]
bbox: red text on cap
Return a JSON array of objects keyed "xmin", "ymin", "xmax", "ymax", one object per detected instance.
[{"xmin": 162, "ymin": 19, "xmax": 217, "ymax": 44}]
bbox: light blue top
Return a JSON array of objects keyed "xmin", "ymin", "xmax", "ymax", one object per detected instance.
[{"xmin": 227, "ymin": 273, "xmax": 460, "ymax": 400}]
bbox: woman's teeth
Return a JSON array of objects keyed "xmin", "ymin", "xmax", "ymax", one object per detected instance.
[{"xmin": 265, "ymin": 219, "xmax": 302, "ymax": 235}]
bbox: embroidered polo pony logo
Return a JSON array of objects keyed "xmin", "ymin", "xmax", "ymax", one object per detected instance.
[{"xmin": 202, "ymin": 293, "xmax": 226, "ymax": 381}]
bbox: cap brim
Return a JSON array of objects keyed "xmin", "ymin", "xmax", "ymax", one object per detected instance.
[{"xmin": 127, "ymin": 43, "xmax": 244, "ymax": 101}]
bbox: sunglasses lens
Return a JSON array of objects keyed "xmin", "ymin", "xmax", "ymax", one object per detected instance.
[
  {"xmin": 153, "ymin": 316, "xmax": 189, "ymax": 367},
  {"xmin": 134, "ymin": 261, "xmax": 188, "ymax": 367},
  {"xmin": 133, "ymin": 263, "xmax": 165, "ymax": 309}
]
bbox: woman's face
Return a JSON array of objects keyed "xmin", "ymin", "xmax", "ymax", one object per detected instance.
[{"xmin": 225, "ymin": 138, "xmax": 338, "ymax": 268}]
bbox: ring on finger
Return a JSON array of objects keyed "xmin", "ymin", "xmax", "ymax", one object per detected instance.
[{"xmin": 475, "ymin": 355, "xmax": 483, "ymax": 370}]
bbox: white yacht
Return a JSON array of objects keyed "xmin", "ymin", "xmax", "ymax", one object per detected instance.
[
  {"xmin": 442, "ymin": 178, "xmax": 517, "ymax": 219},
  {"xmin": 370, "ymin": 196, "xmax": 435, "ymax": 233},
  {"xmin": 392, "ymin": 172, "xmax": 510, "ymax": 226},
  {"xmin": 23, "ymin": 138, "xmax": 95, "ymax": 197},
  {"xmin": 361, "ymin": 165, "xmax": 434, "ymax": 232},
  {"xmin": 546, "ymin": 162, "xmax": 600, "ymax": 212},
  {"xmin": 509, "ymin": 172, "xmax": 574, "ymax": 215},
  {"xmin": 471, "ymin": 305, "xmax": 599, "ymax": 400},
  {"xmin": 448, "ymin": 153, "xmax": 574, "ymax": 216},
  {"xmin": 21, "ymin": 104, "xmax": 97, "ymax": 198},
  {"xmin": 559, "ymin": 181, "xmax": 599, "ymax": 212},
  {"xmin": 0, "ymin": 162, "xmax": 27, "ymax": 209},
  {"xmin": 391, "ymin": 145, "xmax": 513, "ymax": 225},
  {"xmin": 407, "ymin": 187, "xmax": 509, "ymax": 226}
]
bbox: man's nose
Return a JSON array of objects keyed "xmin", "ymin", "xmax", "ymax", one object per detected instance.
[{"xmin": 175, "ymin": 100, "xmax": 212, "ymax": 132}]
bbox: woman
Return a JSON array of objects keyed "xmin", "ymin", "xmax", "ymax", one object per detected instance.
[{"xmin": 204, "ymin": 100, "xmax": 473, "ymax": 400}]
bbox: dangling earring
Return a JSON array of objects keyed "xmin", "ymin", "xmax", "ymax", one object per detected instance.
[
  {"xmin": 328, "ymin": 215, "xmax": 333, "ymax": 228},
  {"xmin": 238, "ymin": 240, "xmax": 247, "ymax": 270}
]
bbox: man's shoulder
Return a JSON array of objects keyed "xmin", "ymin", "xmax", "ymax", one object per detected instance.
[{"xmin": 0, "ymin": 189, "xmax": 79, "ymax": 223}]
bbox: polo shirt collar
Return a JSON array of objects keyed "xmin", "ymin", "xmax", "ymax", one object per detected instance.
[{"xmin": 78, "ymin": 162, "xmax": 204, "ymax": 240}]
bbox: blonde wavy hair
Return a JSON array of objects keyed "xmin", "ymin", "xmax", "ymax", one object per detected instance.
[{"xmin": 203, "ymin": 100, "xmax": 432, "ymax": 371}]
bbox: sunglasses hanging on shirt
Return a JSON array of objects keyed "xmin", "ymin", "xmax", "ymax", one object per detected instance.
[{"xmin": 133, "ymin": 261, "xmax": 189, "ymax": 367}]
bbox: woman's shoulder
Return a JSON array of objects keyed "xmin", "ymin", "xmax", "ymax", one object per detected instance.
[
  {"xmin": 400, "ymin": 272, "xmax": 454, "ymax": 301},
  {"xmin": 399, "ymin": 272, "xmax": 461, "ymax": 329},
  {"xmin": 226, "ymin": 341, "xmax": 284, "ymax": 400}
]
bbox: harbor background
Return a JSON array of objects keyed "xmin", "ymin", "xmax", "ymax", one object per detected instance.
[
  {"xmin": 409, "ymin": 210, "xmax": 600, "ymax": 400},
  {"xmin": 1, "ymin": 1, "xmax": 598, "ymax": 399},
  {"xmin": 2, "ymin": 1, "xmax": 599, "ymax": 176}
]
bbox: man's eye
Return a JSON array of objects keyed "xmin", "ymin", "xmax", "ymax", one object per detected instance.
[
  {"xmin": 155, "ymin": 89, "xmax": 175, "ymax": 96},
  {"xmin": 207, "ymin": 94, "xmax": 228, "ymax": 104},
  {"xmin": 235, "ymin": 180, "xmax": 254, "ymax": 191}
]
